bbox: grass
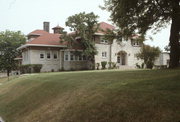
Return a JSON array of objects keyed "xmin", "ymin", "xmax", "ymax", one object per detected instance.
[{"xmin": 0, "ymin": 69, "xmax": 180, "ymax": 122}]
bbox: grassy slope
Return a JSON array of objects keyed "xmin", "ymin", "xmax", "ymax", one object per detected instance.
[{"xmin": 0, "ymin": 70, "xmax": 180, "ymax": 122}]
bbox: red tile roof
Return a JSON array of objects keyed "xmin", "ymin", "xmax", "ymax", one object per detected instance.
[
  {"xmin": 28, "ymin": 30, "xmax": 49, "ymax": 36},
  {"xmin": 97, "ymin": 22, "xmax": 115, "ymax": 34},
  {"xmin": 26, "ymin": 30, "xmax": 67, "ymax": 46},
  {"xmin": 25, "ymin": 22, "xmax": 114, "ymax": 47}
]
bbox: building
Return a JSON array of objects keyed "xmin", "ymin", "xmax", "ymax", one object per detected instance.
[
  {"xmin": 154, "ymin": 52, "xmax": 170, "ymax": 68},
  {"xmin": 17, "ymin": 22, "xmax": 143, "ymax": 72}
]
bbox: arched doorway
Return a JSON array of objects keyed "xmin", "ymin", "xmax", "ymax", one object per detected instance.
[{"xmin": 117, "ymin": 51, "xmax": 127, "ymax": 65}]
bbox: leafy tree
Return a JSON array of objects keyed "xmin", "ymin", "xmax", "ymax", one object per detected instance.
[
  {"xmin": 136, "ymin": 45, "xmax": 161, "ymax": 69},
  {"xmin": 0, "ymin": 30, "xmax": 26, "ymax": 77},
  {"xmin": 61, "ymin": 12, "xmax": 99, "ymax": 69},
  {"xmin": 103, "ymin": 0, "xmax": 180, "ymax": 68}
]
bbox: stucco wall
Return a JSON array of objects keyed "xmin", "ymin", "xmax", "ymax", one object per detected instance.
[
  {"xmin": 22, "ymin": 49, "xmax": 61, "ymax": 72},
  {"xmin": 154, "ymin": 53, "xmax": 170, "ymax": 66},
  {"xmin": 95, "ymin": 39, "xmax": 143, "ymax": 68}
]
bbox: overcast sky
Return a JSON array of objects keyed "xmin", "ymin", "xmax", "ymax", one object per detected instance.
[{"xmin": 0, "ymin": 0, "xmax": 170, "ymax": 51}]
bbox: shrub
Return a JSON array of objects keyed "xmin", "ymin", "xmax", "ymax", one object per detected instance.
[
  {"xmin": 33, "ymin": 64, "xmax": 42, "ymax": 73},
  {"xmin": 101, "ymin": 61, "xmax": 107, "ymax": 69},
  {"xmin": 108, "ymin": 62, "xmax": 112, "ymax": 69},
  {"xmin": 96, "ymin": 63, "xmax": 100, "ymax": 70},
  {"xmin": 20, "ymin": 64, "xmax": 42, "ymax": 74},
  {"xmin": 112, "ymin": 62, "xmax": 117, "ymax": 69}
]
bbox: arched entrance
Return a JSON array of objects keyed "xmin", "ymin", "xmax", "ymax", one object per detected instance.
[{"xmin": 117, "ymin": 51, "xmax": 127, "ymax": 65}]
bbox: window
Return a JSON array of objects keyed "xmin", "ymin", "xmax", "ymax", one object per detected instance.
[
  {"xmin": 132, "ymin": 41, "xmax": 140, "ymax": 46},
  {"xmin": 23, "ymin": 51, "xmax": 28, "ymax": 61},
  {"xmin": 40, "ymin": 53, "xmax": 44, "ymax": 59},
  {"xmin": 79, "ymin": 55, "xmax": 82, "ymax": 61},
  {"xmin": 46, "ymin": 51, "xmax": 51, "ymax": 59},
  {"xmin": 101, "ymin": 40, "xmax": 108, "ymax": 43},
  {"xmin": 70, "ymin": 54, "xmax": 74, "ymax": 61},
  {"xmin": 102, "ymin": 52, "xmax": 107, "ymax": 58},
  {"xmin": 53, "ymin": 51, "xmax": 58, "ymax": 59},
  {"xmin": 75, "ymin": 55, "xmax": 78, "ymax": 61},
  {"xmin": 64, "ymin": 52, "xmax": 69, "ymax": 61},
  {"xmin": 83, "ymin": 55, "xmax": 87, "ymax": 60},
  {"xmin": 117, "ymin": 56, "xmax": 121, "ymax": 63},
  {"xmin": 65, "ymin": 54, "xmax": 68, "ymax": 61}
]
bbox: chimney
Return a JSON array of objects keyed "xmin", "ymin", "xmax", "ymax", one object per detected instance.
[{"xmin": 43, "ymin": 22, "xmax": 50, "ymax": 32}]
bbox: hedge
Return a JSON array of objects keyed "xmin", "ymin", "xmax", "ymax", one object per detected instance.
[{"xmin": 20, "ymin": 64, "xmax": 42, "ymax": 74}]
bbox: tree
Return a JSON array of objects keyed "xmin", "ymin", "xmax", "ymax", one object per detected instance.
[
  {"xmin": 103, "ymin": 0, "xmax": 180, "ymax": 68},
  {"xmin": 61, "ymin": 12, "xmax": 99, "ymax": 69},
  {"xmin": 136, "ymin": 45, "xmax": 161, "ymax": 69},
  {"xmin": 0, "ymin": 30, "xmax": 26, "ymax": 77}
]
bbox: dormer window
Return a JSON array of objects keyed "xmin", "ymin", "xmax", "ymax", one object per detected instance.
[
  {"xmin": 101, "ymin": 39, "xmax": 108, "ymax": 44},
  {"xmin": 132, "ymin": 40, "xmax": 140, "ymax": 46}
]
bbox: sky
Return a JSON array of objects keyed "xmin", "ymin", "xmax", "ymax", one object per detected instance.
[{"xmin": 0, "ymin": 0, "xmax": 170, "ymax": 51}]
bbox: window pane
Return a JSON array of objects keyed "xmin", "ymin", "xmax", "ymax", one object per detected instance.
[
  {"xmin": 65, "ymin": 55, "xmax": 68, "ymax": 61},
  {"xmin": 70, "ymin": 55, "xmax": 74, "ymax": 61},
  {"xmin": 75, "ymin": 55, "xmax": 78, "ymax": 61},
  {"xmin": 40, "ymin": 54, "xmax": 44, "ymax": 59},
  {"xmin": 83, "ymin": 55, "xmax": 86, "ymax": 60},
  {"xmin": 79, "ymin": 55, "xmax": 82, "ymax": 61},
  {"xmin": 47, "ymin": 52, "xmax": 51, "ymax": 59},
  {"xmin": 54, "ymin": 52, "xmax": 57, "ymax": 59}
]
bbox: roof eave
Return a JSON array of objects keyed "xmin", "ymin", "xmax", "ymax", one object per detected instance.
[{"xmin": 17, "ymin": 44, "xmax": 67, "ymax": 50}]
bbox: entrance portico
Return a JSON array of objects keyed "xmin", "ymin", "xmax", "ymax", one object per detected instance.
[{"xmin": 117, "ymin": 51, "xmax": 127, "ymax": 66}]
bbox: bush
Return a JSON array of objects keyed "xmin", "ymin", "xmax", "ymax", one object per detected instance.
[
  {"xmin": 20, "ymin": 64, "xmax": 42, "ymax": 74},
  {"xmin": 96, "ymin": 63, "xmax": 100, "ymax": 70},
  {"xmin": 136, "ymin": 63, "xmax": 141, "ymax": 69},
  {"xmin": 101, "ymin": 61, "xmax": 107, "ymax": 69},
  {"xmin": 146, "ymin": 61, "xmax": 154, "ymax": 69},
  {"xmin": 33, "ymin": 64, "xmax": 42, "ymax": 73},
  {"xmin": 108, "ymin": 62, "xmax": 112, "ymax": 69},
  {"xmin": 112, "ymin": 62, "xmax": 117, "ymax": 69}
]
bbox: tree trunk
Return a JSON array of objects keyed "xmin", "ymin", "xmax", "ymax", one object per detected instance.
[
  {"xmin": 169, "ymin": 0, "xmax": 180, "ymax": 68},
  {"xmin": 7, "ymin": 69, "xmax": 10, "ymax": 81},
  {"xmin": 91, "ymin": 55, "xmax": 95, "ymax": 70}
]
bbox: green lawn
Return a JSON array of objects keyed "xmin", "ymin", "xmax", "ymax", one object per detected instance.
[{"xmin": 0, "ymin": 69, "xmax": 180, "ymax": 122}]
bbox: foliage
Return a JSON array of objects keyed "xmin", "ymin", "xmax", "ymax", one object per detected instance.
[
  {"xmin": 103, "ymin": 0, "xmax": 180, "ymax": 68},
  {"xmin": 101, "ymin": 61, "xmax": 107, "ymax": 69},
  {"xmin": 136, "ymin": 45, "xmax": 161, "ymax": 69},
  {"xmin": 61, "ymin": 12, "xmax": 99, "ymax": 69},
  {"xmin": 164, "ymin": 45, "xmax": 170, "ymax": 52},
  {"xmin": 136, "ymin": 63, "xmax": 145, "ymax": 69},
  {"xmin": 112, "ymin": 62, "xmax": 117, "ymax": 69},
  {"xmin": 20, "ymin": 64, "xmax": 42, "ymax": 74},
  {"xmin": 0, "ymin": 30, "xmax": 26, "ymax": 76},
  {"xmin": 96, "ymin": 63, "xmax": 100, "ymax": 70}
]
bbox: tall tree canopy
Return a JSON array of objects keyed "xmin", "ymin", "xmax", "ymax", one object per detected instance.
[
  {"xmin": 136, "ymin": 45, "xmax": 161, "ymax": 69},
  {"xmin": 0, "ymin": 30, "xmax": 26, "ymax": 76},
  {"xmin": 103, "ymin": 0, "xmax": 180, "ymax": 68},
  {"xmin": 61, "ymin": 12, "xmax": 99, "ymax": 69}
]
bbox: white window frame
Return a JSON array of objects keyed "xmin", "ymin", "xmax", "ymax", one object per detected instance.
[
  {"xmin": 53, "ymin": 51, "xmax": 58, "ymax": 60},
  {"xmin": 102, "ymin": 52, "xmax": 107, "ymax": 58},
  {"xmin": 46, "ymin": 51, "xmax": 51, "ymax": 60},
  {"xmin": 39, "ymin": 51, "xmax": 45, "ymax": 60},
  {"xmin": 70, "ymin": 53, "xmax": 74, "ymax": 61},
  {"xmin": 101, "ymin": 39, "xmax": 108, "ymax": 44},
  {"xmin": 132, "ymin": 41, "xmax": 140, "ymax": 46},
  {"xmin": 79, "ymin": 55, "xmax": 82, "ymax": 61},
  {"xmin": 64, "ymin": 51, "xmax": 69, "ymax": 61}
]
